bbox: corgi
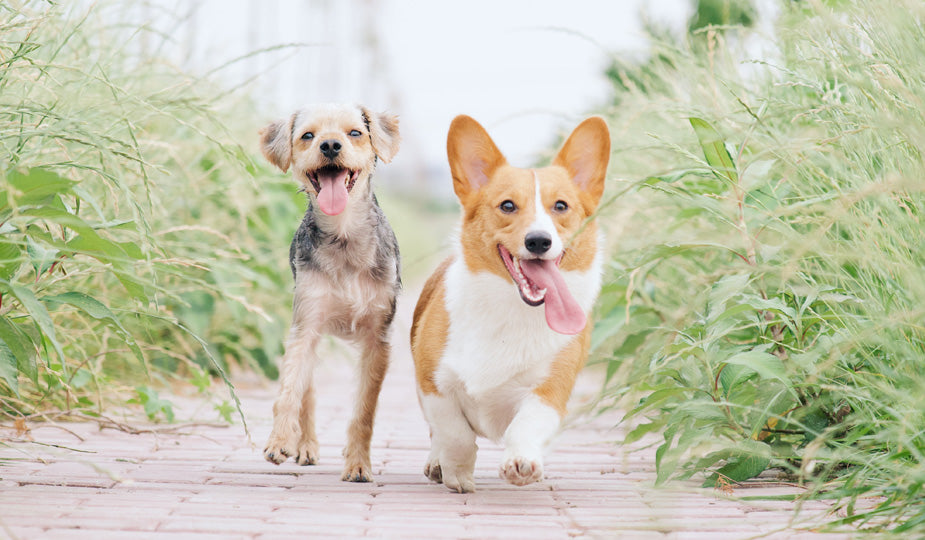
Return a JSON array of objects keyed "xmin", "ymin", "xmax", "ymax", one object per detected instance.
[{"xmin": 410, "ymin": 114, "xmax": 610, "ymax": 492}]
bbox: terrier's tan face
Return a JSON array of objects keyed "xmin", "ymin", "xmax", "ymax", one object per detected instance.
[{"xmin": 260, "ymin": 104, "xmax": 400, "ymax": 216}]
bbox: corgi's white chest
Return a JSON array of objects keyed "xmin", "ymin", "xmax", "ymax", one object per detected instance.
[{"xmin": 435, "ymin": 256, "xmax": 601, "ymax": 438}]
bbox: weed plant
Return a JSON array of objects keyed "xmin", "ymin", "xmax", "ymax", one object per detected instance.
[
  {"xmin": 0, "ymin": 3, "xmax": 303, "ymax": 424},
  {"xmin": 593, "ymin": 0, "xmax": 925, "ymax": 533}
]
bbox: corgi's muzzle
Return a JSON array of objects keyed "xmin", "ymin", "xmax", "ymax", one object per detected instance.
[{"xmin": 497, "ymin": 244, "xmax": 586, "ymax": 335}]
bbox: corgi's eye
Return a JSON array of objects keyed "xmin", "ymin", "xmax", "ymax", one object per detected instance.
[
  {"xmin": 499, "ymin": 200, "xmax": 517, "ymax": 214},
  {"xmin": 554, "ymin": 200, "xmax": 568, "ymax": 213},
  {"xmin": 349, "ymin": 129, "xmax": 362, "ymax": 137},
  {"xmin": 301, "ymin": 132, "xmax": 314, "ymax": 140}
]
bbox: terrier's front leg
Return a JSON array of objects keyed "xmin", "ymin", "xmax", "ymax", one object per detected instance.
[
  {"xmin": 341, "ymin": 335, "xmax": 390, "ymax": 482},
  {"xmin": 294, "ymin": 384, "xmax": 319, "ymax": 466},
  {"xmin": 500, "ymin": 395, "xmax": 561, "ymax": 486},
  {"xmin": 264, "ymin": 327, "xmax": 318, "ymax": 465}
]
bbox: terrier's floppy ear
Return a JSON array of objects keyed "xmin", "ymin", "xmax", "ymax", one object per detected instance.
[
  {"xmin": 552, "ymin": 116, "xmax": 610, "ymax": 206},
  {"xmin": 361, "ymin": 107, "xmax": 401, "ymax": 164},
  {"xmin": 446, "ymin": 115, "xmax": 507, "ymax": 201},
  {"xmin": 259, "ymin": 114, "xmax": 295, "ymax": 172}
]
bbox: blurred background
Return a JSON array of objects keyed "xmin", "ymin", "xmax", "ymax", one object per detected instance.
[{"xmin": 112, "ymin": 0, "xmax": 739, "ymax": 194}]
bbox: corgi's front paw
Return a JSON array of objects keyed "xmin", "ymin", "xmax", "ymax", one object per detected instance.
[
  {"xmin": 264, "ymin": 433, "xmax": 297, "ymax": 465},
  {"xmin": 500, "ymin": 456, "xmax": 544, "ymax": 486},
  {"xmin": 424, "ymin": 458, "xmax": 443, "ymax": 483},
  {"xmin": 442, "ymin": 468, "xmax": 475, "ymax": 494}
]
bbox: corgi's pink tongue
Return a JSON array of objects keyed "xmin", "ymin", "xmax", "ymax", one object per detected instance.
[
  {"xmin": 316, "ymin": 170, "xmax": 349, "ymax": 215},
  {"xmin": 520, "ymin": 258, "xmax": 586, "ymax": 335}
]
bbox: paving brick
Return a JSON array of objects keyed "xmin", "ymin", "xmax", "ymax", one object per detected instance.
[
  {"xmin": 2, "ymin": 515, "xmax": 162, "ymax": 532},
  {"xmin": 0, "ymin": 526, "xmax": 46, "ymax": 540},
  {"xmin": 256, "ymin": 528, "xmax": 367, "ymax": 540},
  {"xmin": 0, "ymin": 297, "xmax": 851, "ymax": 539},
  {"xmin": 157, "ymin": 516, "xmax": 271, "ymax": 534},
  {"xmin": 465, "ymin": 524, "xmax": 570, "ymax": 539},
  {"xmin": 30, "ymin": 531, "xmax": 253, "ymax": 540}
]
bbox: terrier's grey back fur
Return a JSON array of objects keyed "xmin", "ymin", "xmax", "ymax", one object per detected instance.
[{"xmin": 289, "ymin": 191, "xmax": 401, "ymax": 325}]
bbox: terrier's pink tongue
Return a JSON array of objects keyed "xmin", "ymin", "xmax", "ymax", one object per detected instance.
[
  {"xmin": 520, "ymin": 259, "xmax": 586, "ymax": 335},
  {"xmin": 316, "ymin": 170, "xmax": 349, "ymax": 215}
]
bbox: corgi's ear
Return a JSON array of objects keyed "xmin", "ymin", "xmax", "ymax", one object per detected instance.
[
  {"xmin": 259, "ymin": 114, "xmax": 296, "ymax": 172},
  {"xmin": 447, "ymin": 115, "xmax": 507, "ymax": 200},
  {"xmin": 553, "ymin": 116, "xmax": 610, "ymax": 206},
  {"xmin": 361, "ymin": 107, "xmax": 401, "ymax": 163}
]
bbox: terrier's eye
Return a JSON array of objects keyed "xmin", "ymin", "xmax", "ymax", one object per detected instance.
[
  {"xmin": 499, "ymin": 200, "xmax": 517, "ymax": 214},
  {"xmin": 301, "ymin": 132, "xmax": 314, "ymax": 140},
  {"xmin": 554, "ymin": 200, "xmax": 568, "ymax": 212},
  {"xmin": 349, "ymin": 129, "xmax": 362, "ymax": 137}
]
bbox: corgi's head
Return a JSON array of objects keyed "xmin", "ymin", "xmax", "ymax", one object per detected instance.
[{"xmin": 447, "ymin": 115, "xmax": 610, "ymax": 335}]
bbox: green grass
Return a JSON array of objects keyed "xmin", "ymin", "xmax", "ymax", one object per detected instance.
[
  {"xmin": 591, "ymin": 0, "xmax": 925, "ymax": 533},
  {"xmin": 0, "ymin": 3, "xmax": 305, "ymax": 424}
]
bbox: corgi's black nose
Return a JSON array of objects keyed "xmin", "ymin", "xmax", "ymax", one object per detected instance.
[
  {"xmin": 525, "ymin": 231, "xmax": 552, "ymax": 254},
  {"xmin": 320, "ymin": 139, "xmax": 342, "ymax": 159}
]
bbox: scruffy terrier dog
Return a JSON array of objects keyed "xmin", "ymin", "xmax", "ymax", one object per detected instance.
[{"xmin": 259, "ymin": 103, "xmax": 401, "ymax": 482}]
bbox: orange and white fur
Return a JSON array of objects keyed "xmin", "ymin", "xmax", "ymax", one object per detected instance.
[{"xmin": 410, "ymin": 115, "xmax": 610, "ymax": 492}]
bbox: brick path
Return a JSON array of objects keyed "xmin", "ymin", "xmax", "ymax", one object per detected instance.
[{"xmin": 0, "ymin": 294, "xmax": 853, "ymax": 540}]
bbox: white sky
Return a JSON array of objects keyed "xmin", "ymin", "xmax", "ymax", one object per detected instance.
[{"xmin": 117, "ymin": 0, "xmax": 693, "ymax": 193}]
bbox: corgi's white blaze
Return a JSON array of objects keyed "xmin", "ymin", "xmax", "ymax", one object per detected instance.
[{"xmin": 521, "ymin": 171, "xmax": 563, "ymax": 260}]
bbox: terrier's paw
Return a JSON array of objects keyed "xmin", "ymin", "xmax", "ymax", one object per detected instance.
[
  {"xmin": 423, "ymin": 459, "xmax": 443, "ymax": 484},
  {"xmin": 500, "ymin": 456, "xmax": 544, "ymax": 486},
  {"xmin": 295, "ymin": 439, "xmax": 319, "ymax": 466},
  {"xmin": 342, "ymin": 444, "xmax": 372, "ymax": 482},
  {"xmin": 341, "ymin": 460, "xmax": 373, "ymax": 483},
  {"xmin": 264, "ymin": 443, "xmax": 292, "ymax": 465}
]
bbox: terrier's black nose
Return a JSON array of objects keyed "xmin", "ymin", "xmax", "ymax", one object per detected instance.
[
  {"xmin": 524, "ymin": 231, "xmax": 552, "ymax": 254},
  {"xmin": 319, "ymin": 139, "xmax": 342, "ymax": 159}
]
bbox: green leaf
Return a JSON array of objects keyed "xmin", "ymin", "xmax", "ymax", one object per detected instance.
[
  {"xmin": 0, "ymin": 238, "xmax": 22, "ymax": 279},
  {"xmin": 723, "ymin": 350, "xmax": 788, "ymax": 384},
  {"xmin": 633, "ymin": 387, "xmax": 689, "ymax": 415},
  {"xmin": 0, "ymin": 339, "xmax": 19, "ymax": 395},
  {"xmin": 708, "ymin": 273, "xmax": 751, "ymax": 314},
  {"xmin": 26, "ymin": 237, "xmax": 59, "ymax": 277},
  {"xmin": 42, "ymin": 291, "xmax": 145, "ymax": 367},
  {"xmin": 131, "ymin": 386, "xmax": 175, "ymax": 423},
  {"xmin": 592, "ymin": 308, "xmax": 626, "ymax": 352},
  {"xmin": 0, "ymin": 316, "xmax": 37, "ymax": 382},
  {"xmin": 214, "ymin": 400, "xmax": 235, "ymax": 423},
  {"xmin": 1, "ymin": 281, "xmax": 65, "ymax": 369},
  {"xmin": 801, "ymin": 408, "xmax": 830, "ymax": 444},
  {"xmin": 655, "ymin": 427, "xmax": 680, "ymax": 486},
  {"xmin": 70, "ymin": 368, "xmax": 93, "ymax": 389},
  {"xmin": 42, "ymin": 291, "xmax": 117, "ymax": 321},
  {"xmin": 65, "ymin": 229, "xmax": 130, "ymax": 260},
  {"xmin": 689, "ymin": 117, "xmax": 738, "ymax": 184},
  {"xmin": 719, "ymin": 363, "xmax": 750, "ymax": 396},
  {"xmin": 191, "ymin": 366, "xmax": 211, "ymax": 393},
  {"xmin": 703, "ymin": 441, "xmax": 772, "ymax": 486},
  {"xmin": 112, "ymin": 271, "xmax": 149, "ymax": 303},
  {"xmin": 5, "ymin": 168, "xmax": 76, "ymax": 206},
  {"xmin": 623, "ymin": 421, "xmax": 664, "ymax": 445}
]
